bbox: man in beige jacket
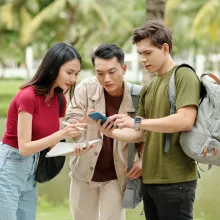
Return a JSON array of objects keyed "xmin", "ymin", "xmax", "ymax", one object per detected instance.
[{"xmin": 66, "ymin": 44, "xmax": 143, "ymax": 220}]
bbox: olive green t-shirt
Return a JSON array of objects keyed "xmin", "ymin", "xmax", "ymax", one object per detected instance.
[{"xmin": 137, "ymin": 66, "xmax": 200, "ymax": 184}]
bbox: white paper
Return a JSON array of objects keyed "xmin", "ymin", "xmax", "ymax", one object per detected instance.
[{"xmin": 46, "ymin": 139, "xmax": 101, "ymax": 157}]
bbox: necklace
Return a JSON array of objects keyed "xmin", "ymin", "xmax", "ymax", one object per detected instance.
[
  {"xmin": 45, "ymin": 90, "xmax": 54, "ymax": 106},
  {"xmin": 46, "ymin": 101, "xmax": 51, "ymax": 106},
  {"xmin": 45, "ymin": 95, "xmax": 53, "ymax": 106},
  {"xmin": 45, "ymin": 99, "xmax": 52, "ymax": 106}
]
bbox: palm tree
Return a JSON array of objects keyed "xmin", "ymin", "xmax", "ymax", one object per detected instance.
[
  {"xmin": 191, "ymin": 0, "xmax": 220, "ymax": 45},
  {"xmin": 0, "ymin": 0, "xmax": 112, "ymax": 78},
  {"xmin": 20, "ymin": 0, "xmax": 111, "ymax": 46},
  {"xmin": 0, "ymin": 0, "xmax": 147, "ymax": 78},
  {"xmin": 166, "ymin": 0, "xmax": 220, "ymax": 70},
  {"xmin": 0, "ymin": 0, "xmax": 53, "ymax": 78}
]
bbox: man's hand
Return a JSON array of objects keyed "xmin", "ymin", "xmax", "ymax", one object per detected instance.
[
  {"xmin": 125, "ymin": 159, "xmax": 142, "ymax": 180},
  {"xmin": 108, "ymin": 114, "xmax": 135, "ymax": 129},
  {"xmin": 97, "ymin": 119, "xmax": 114, "ymax": 138}
]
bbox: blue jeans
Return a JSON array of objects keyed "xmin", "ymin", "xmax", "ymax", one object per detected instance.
[
  {"xmin": 142, "ymin": 180, "xmax": 197, "ymax": 220},
  {"xmin": 0, "ymin": 142, "xmax": 39, "ymax": 220}
]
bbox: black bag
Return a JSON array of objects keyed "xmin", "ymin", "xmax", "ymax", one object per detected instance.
[{"xmin": 35, "ymin": 92, "xmax": 66, "ymax": 183}]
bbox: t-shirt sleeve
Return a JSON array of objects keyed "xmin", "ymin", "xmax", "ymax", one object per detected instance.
[
  {"xmin": 175, "ymin": 67, "xmax": 200, "ymax": 110},
  {"xmin": 136, "ymin": 85, "xmax": 148, "ymax": 117},
  {"xmin": 17, "ymin": 90, "xmax": 35, "ymax": 115},
  {"xmin": 59, "ymin": 94, "xmax": 67, "ymax": 118}
]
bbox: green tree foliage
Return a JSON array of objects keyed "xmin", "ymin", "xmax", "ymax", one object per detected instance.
[
  {"xmin": 166, "ymin": 0, "xmax": 220, "ymax": 54},
  {"xmin": 1, "ymin": 0, "xmax": 220, "ymax": 72},
  {"xmin": 0, "ymin": 0, "xmax": 146, "ymax": 70}
]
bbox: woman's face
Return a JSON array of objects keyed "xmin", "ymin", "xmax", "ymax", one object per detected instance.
[{"xmin": 54, "ymin": 59, "xmax": 81, "ymax": 92}]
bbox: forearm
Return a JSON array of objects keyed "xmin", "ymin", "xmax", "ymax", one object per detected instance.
[
  {"xmin": 112, "ymin": 128, "xmax": 144, "ymax": 143},
  {"xmin": 140, "ymin": 113, "xmax": 193, "ymax": 133},
  {"xmin": 66, "ymin": 113, "xmax": 82, "ymax": 124},
  {"xmin": 19, "ymin": 130, "xmax": 63, "ymax": 156},
  {"xmin": 66, "ymin": 108, "xmax": 85, "ymax": 141},
  {"xmin": 139, "ymin": 142, "xmax": 144, "ymax": 160},
  {"xmin": 66, "ymin": 98, "xmax": 85, "ymax": 124}
]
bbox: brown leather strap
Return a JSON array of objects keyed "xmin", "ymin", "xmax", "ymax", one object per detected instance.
[{"xmin": 208, "ymin": 73, "xmax": 220, "ymax": 84}]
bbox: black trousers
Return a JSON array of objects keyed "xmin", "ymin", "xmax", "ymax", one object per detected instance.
[{"xmin": 142, "ymin": 180, "xmax": 197, "ymax": 220}]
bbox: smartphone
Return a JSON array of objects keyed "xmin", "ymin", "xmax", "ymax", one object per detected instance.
[{"xmin": 88, "ymin": 112, "xmax": 108, "ymax": 125}]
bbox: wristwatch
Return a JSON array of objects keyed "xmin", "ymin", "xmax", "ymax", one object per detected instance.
[{"xmin": 134, "ymin": 117, "xmax": 142, "ymax": 131}]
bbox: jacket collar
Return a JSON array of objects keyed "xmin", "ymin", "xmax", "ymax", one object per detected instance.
[{"xmin": 89, "ymin": 77, "xmax": 135, "ymax": 115}]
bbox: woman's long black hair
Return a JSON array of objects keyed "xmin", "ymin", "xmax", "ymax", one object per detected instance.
[{"xmin": 21, "ymin": 42, "xmax": 82, "ymax": 99}]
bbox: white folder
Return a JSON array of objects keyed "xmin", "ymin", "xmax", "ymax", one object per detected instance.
[{"xmin": 46, "ymin": 139, "xmax": 101, "ymax": 157}]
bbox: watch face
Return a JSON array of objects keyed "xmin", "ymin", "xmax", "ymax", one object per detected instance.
[
  {"xmin": 135, "ymin": 117, "xmax": 141, "ymax": 123},
  {"xmin": 134, "ymin": 117, "xmax": 141, "ymax": 131}
]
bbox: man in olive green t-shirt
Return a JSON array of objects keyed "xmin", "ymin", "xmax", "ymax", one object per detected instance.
[{"xmin": 98, "ymin": 21, "xmax": 200, "ymax": 220}]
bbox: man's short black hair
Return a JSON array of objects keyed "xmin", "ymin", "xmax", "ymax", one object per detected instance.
[{"xmin": 91, "ymin": 44, "xmax": 124, "ymax": 66}]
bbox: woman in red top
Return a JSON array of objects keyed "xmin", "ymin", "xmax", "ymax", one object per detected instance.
[{"xmin": 0, "ymin": 43, "xmax": 90, "ymax": 220}]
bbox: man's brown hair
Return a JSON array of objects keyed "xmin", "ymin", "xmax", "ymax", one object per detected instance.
[{"xmin": 132, "ymin": 20, "xmax": 173, "ymax": 54}]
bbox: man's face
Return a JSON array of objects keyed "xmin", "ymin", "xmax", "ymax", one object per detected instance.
[
  {"xmin": 94, "ymin": 57, "xmax": 126, "ymax": 96},
  {"xmin": 136, "ymin": 38, "xmax": 167, "ymax": 74}
]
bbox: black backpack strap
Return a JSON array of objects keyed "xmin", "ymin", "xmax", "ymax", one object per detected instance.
[
  {"xmin": 57, "ymin": 92, "xmax": 63, "ymax": 115},
  {"xmin": 165, "ymin": 64, "xmax": 196, "ymax": 153},
  {"xmin": 57, "ymin": 92, "xmax": 65, "ymax": 143}
]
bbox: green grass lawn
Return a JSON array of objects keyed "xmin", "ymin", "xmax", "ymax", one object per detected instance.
[
  {"xmin": 0, "ymin": 79, "xmax": 219, "ymax": 220},
  {"xmin": 37, "ymin": 197, "xmax": 146, "ymax": 220},
  {"xmin": 37, "ymin": 197, "xmax": 72, "ymax": 220},
  {"xmin": 0, "ymin": 79, "xmax": 24, "ymax": 117},
  {"xmin": 37, "ymin": 199, "xmax": 205, "ymax": 220}
]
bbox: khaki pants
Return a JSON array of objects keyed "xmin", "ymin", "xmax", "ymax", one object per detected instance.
[{"xmin": 69, "ymin": 176, "xmax": 125, "ymax": 220}]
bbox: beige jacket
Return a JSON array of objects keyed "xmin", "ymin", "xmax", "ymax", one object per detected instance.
[{"xmin": 66, "ymin": 77, "xmax": 139, "ymax": 192}]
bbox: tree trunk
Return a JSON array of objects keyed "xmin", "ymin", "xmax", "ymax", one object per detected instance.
[
  {"xmin": 24, "ymin": 47, "xmax": 33, "ymax": 79},
  {"xmin": 0, "ymin": 58, "xmax": 6, "ymax": 79},
  {"xmin": 146, "ymin": 0, "xmax": 166, "ymax": 21},
  {"xmin": 142, "ymin": 0, "xmax": 166, "ymax": 84},
  {"xmin": 65, "ymin": 3, "xmax": 75, "ymax": 43}
]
